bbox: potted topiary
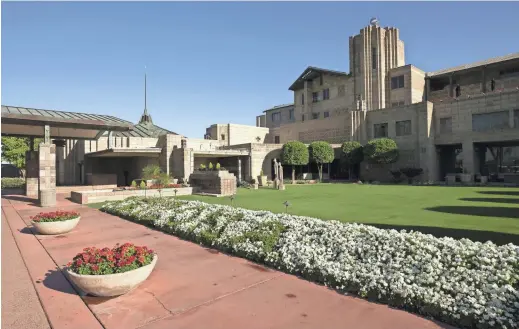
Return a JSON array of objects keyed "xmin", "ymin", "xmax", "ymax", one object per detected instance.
[
  {"xmin": 251, "ymin": 178, "xmax": 258, "ymax": 190},
  {"xmin": 460, "ymin": 168, "xmax": 473, "ymax": 184},
  {"xmin": 66, "ymin": 243, "xmax": 157, "ymax": 297},
  {"xmin": 31, "ymin": 210, "xmax": 81, "ymax": 235},
  {"xmin": 257, "ymin": 169, "xmax": 267, "ymax": 186}
]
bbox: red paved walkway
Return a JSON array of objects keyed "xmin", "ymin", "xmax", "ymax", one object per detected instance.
[{"xmin": 2, "ymin": 194, "xmax": 454, "ymax": 329}]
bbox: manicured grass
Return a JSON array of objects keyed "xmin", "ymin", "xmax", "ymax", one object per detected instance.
[
  {"xmin": 89, "ymin": 184, "xmax": 519, "ymax": 244},
  {"xmin": 180, "ymin": 184, "xmax": 519, "ymax": 245}
]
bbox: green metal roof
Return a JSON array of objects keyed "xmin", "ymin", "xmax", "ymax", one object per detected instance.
[{"xmin": 112, "ymin": 121, "xmax": 177, "ymax": 138}]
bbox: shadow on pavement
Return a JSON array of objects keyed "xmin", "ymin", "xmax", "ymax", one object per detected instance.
[{"xmin": 42, "ymin": 268, "xmax": 79, "ymax": 296}]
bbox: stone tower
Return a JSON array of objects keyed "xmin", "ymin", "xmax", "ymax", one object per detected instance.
[{"xmin": 349, "ymin": 18, "xmax": 405, "ymax": 111}]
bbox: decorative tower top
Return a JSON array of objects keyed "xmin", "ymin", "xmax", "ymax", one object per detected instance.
[
  {"xmin": 369, "ymin": 17, "xmax": 379, "ymax": 27},
  {"xmin": 139, "ymin": 70, "xmax": 153, "ymax": 124}
]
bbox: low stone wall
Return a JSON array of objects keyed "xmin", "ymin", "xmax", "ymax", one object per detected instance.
[
  {"xmin": 56, "ymin": 184, "xmax": 118, "ymax": 197},
  {"xmin": 71, "ymin": 187, "xmax": 193, "ymax": 204},
  {"xmin": 189, "ymin": 170, "xmax": 236, "ymax": 196}
]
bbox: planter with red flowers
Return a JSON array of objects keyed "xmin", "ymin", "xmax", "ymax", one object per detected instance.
[
  {"xmin": 66, "ymin": 243, "xmax": 157, "ymax": 297},
  {"xmin": 31, "ymin": 210, "xmax": 81, "ymax": 235}
]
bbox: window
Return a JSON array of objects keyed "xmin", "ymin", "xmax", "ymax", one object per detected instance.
[
  {"xmin": 312, "ymin": 92, "xmax": 319, "ymax": 103},
  {"xmin": 271, "ymin": 112, "xmax": 281, "ymax": 122},
  {"xmin": 323, "ymin": 88, "xmax": 330, "ymax": 100},
  {"xmin": 430, "ymin": 79, "xmax": 449, "ymax": 91},
  {"xmin": 372, "ymin": 47, "xmax": 377, "ymax": 70},
  {"xmin": 221, "ymin": 134, "xmax": 225, "ymax": 141},
  {"xmin": 312, "ymin": 112, "xmax": 320, "ymax": 120},
  {"xmin": 514, "ymin": 110, "xmax": 519, "ymax": 128},
  {"xmin": 439, "ymin": 117, "xmax": 452, "ymax": 134},
  {"xmin": 391, "ymin": 75, "xmax": 405, "ymax": 89},
  {"xmin": 391, "ymin": 100, "xmax": 405, "ymax": 107},
  {"xmin": 274, "ymin": 136, "xmax": 280, "ymax": 144},
  {"xmin": 289, "ymin": 109, "xmax": 294, "ymax": 120},
  {"xmin": 374, "ymin": 123, "xmax": 388, "ymax": 138},
  {"xmin": 338, "ymin": 85, "xmax": 346, "ymax": 97},
  {"xmin": 499, "ymin": 67, "xmax": 519, "ymax": 77},
  {"xmin": 472, "ymin": 111, "xmax": 509, "ymax": 131},
  {"xmin": 319, "ymin": 74, "xmax": 323, "ymax": 85},
  {"xmin": 396, "ymin": 120, "xmax": 412, "ymax": 136},
  {"xmin": 324, "ymin": 111, "xmax": 330, "ymax": 118},
  {"xmin": 455, "ymin": 84, "xmax": 461, "ymax": 97},
  {"xmin": 301, "ymin": 94, "xmax": 304, "ymax": 105}
]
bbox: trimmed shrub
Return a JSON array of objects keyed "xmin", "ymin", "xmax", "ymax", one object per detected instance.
[
  {"xmin": 1, "ymin": 177, "xmax": 25, "ymax": 189},
  {"xmin": 341, "ymin": 141, "xmax": 363, "ymax": 180},
  {"xmin": 281, "ymin": 141, "xmax": 309, "ymax": 183},
  {"xmin": 142, "ymin": 164, "xmax": 162, "ymax": 180},
  {"xmin": 309, "ymin": 141, "xmax": 334, "ymax": 182},
  {"xmin": 400, "ymin": 167, "xmax": 424, "ymax": 184},
  {"xmin": 363, "ymin": 138, "xmax": 399, "ymax": 164}
]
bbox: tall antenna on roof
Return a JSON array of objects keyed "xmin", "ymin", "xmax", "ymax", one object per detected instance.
[{"xmin": 139, "ymin": 65, "xmax": 153, "ymax": 124}]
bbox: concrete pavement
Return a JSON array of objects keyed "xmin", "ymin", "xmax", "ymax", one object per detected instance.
[{"xmin": 2, "ymin": 194, "xmax": 454, "ymax": 329}]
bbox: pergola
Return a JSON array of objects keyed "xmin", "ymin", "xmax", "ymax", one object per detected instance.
[{"xmin": 1, "ymin": 105, "xmax": 134, "ymax": 207}]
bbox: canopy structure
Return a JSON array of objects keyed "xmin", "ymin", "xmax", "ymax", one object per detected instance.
[
  {"xmin": 1, "ymin": 105, "xmax": 134, "ymax": 140},
  {"xmin": 85, "ymin": 148, "xmax": 162, "ymax": 158}
]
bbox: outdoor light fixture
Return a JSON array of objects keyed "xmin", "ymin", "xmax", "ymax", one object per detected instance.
[
  {"xmin": 283, "ymin": 201, "xmax": 291, "ymax": 213},
  {"xmin": 230, "ymin": 194, "xmax": 236, "ymax": 207}
]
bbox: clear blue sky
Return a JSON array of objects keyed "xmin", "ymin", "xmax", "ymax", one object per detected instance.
[{"xmin": 2, "ymin": 2, "xmax": 519, "ymax": 138}]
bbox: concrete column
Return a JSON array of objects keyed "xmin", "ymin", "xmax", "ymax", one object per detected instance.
[
  {"xmin": 38, "ymin": 143, "xmax": 56, "ymax": 207},
  {"xmin": 108, "ymin": 131, "xmax": 113, "ymax": 149},
  {"xmin": 510, "ymin": 109, "xmax": 514, "ymax": 128},
  {"xmin": 462, "ymin": 139, "xmax": 475, "ymax": 175},
  {"xmin": 237, "ymin": 158, "xmax": 242, "ymax": 183},
  {"xmin": 25, "ymin": 151, "xmax": 39, "ymax": 197}
]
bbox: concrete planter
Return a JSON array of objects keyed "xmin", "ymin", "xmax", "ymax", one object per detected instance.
[
  {"xmin": 446, "ymin": 174, "xmax": 456, "ymax": 185},
  {"xmin": 253, "ymin": 183, "xmax": 259, "ymax": 190},
  {"xmin": 67, "ymin": 255, "xmax": 158, "ymax": 297},
  {"xmin": 31, "ymin": 217, "xmax": 80, "ymax": 235},
  {"xmin": 480, "ymin": 176, "xmax": 488, "ymax": 184},
  {"xmin": 460, "ymin": 174, "xmax": 473, "ymax": 184}
]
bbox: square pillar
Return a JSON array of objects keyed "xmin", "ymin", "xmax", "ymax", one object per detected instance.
[
  {"xmin": 237, "ymin": 157, "xmax": 242, "ymax": 183},
  {"xmin": 38, "ymin": 143, "xmax": 56, "ymax": 207},
  {"xmin": 25, "ymin": 151, "xmax": 39, "ymax": 197},
  {"xmin": 462, "ymin": 139, "xmax": 475, "ymax": 177}
]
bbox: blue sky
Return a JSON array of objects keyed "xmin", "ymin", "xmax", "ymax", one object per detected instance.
[{"xmin": 2, "ymin": 2, "xmax": 519, "ymax": 138}]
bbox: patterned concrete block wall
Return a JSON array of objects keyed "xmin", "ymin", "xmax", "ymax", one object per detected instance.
[
  {"xmin": 38, "ymin": 143, "xmax": 56, "ymax": 191},
  {"xmin": 25, "ymin": 151, "xmax": 39, "ymax": 197},
  {"xmin": 250, "ymin": 144, "xmax": 282, "ymax": 180}
]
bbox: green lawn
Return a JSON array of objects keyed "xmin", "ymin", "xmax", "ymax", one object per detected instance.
[
  {"xmin": 180, "ymin": 184, "xmax": 519, "ymax": 245},
  {"xmin": 89, "ymin": 184, "xmax": 519, "ymax": 245}
]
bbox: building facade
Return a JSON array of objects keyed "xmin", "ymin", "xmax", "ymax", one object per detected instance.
[{"xmin": 257, "ymin": 19, "xmax": 519, "ymax": 183}]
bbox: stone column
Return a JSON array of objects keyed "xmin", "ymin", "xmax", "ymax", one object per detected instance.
[
  {"xmin": 481, "ymin": 67, "xmax": 486, "ymax": 93},
  {"xmin": 237, "ymin": 157, "xmax": 242, "ymax": 183},
  {"xmin": 38, "ymin": 143, "xmax": 56, "ymax": 207},
  {"xmin": 25, "ymin": 151, "xmax": 39, "ymax": 197},
  {"xmin": 425, "ymin": 78, "xmax": 430, "ymax": 101},
  {"xmin": 462, "ymin": 139, "xmax": 475, "ymax": 177}
]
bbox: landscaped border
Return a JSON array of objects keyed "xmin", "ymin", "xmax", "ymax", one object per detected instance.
[{"xmin": 100, "ymin": 197, "xmax": 519, "ymax": 329}]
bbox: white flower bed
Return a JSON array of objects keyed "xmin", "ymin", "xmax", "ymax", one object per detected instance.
[{"xmin": 101, "ymin": 197, "xmax": 519, "ymax": 329}]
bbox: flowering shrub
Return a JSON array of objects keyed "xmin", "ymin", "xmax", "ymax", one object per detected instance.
[
  {"xmin": 67, "ymin": 243, "xmax": 155, "ymax": 275},
  {"xmin": 31, "ymin": 210, "xmax": 80, "ymax": 223},
  {"xmin": 101, "ymin": 197, "xmax": 519, "ymax": 329},
  {"xmin": 147, "ymin": 183, "xmax": 183, "ymax": 190}
]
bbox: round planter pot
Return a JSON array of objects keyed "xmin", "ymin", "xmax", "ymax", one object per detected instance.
[
  {"xmin": 66, "ymin": 255, "xmax": 158, "ymax": 297},
  {"xmin": 31, "ymin": 217, "xmax": 80, "ymax": 235}
]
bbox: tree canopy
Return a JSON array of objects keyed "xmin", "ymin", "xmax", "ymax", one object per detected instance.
[
  {"xmin": 309, "ymin": 141, "xmax": 334, "ymax": 182},
  {"xmin": 281, "ymin": 141, "xmax": 309, "ymax": 166},
  {"xmin": 1, "ymin": 137, "xmax": 41, "ymax": 170},
  {"xmin": 341, "ymin": 141, "xmax": 364, "ymax": 165},
  {"xmin": 363, "ymin": 138, "xmax": 399, "ymax": 164}
]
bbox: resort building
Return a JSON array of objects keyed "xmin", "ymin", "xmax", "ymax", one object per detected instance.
[
  {"xmin": 256, "ymin": 19, "xmax": 519, "ymax": 183},
  {"xmin": 2, "ymin": 18, "xmax": 519, "ymax": 204}
]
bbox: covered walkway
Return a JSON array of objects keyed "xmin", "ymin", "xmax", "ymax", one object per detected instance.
[{"xmin": 1, "ymin": 194, "xmax": 453, "ymax": 329}]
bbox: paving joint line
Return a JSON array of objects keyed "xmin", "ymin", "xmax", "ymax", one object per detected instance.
[
  {"xmin": 5, "ymin": 203, "xmax": 107, "ymax": 329},
  {"xmin": 136, "ymin": 273, "xmax": 284, "ymax": 328}
]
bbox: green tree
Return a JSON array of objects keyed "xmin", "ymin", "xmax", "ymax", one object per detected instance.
[
  {"xmin": 309, "ymin": 141, "xmax": 334, "ymax": 182},
  {"xmin": 363, "ymin": 138, "xmax": 399, "ymax": 164},
  {"xmin": 341, "ymin": 141, "xmax": 364, "ymax": 180},
  {"xmin": 142, "ymin": 164, "xmax": 162, "ymax": 179},
  {"xmin": 281, "ymin": 141, "xmax": 309, "ymax": 183},
  {"xmin": 1, "ymin": 137, "xmax": 42, "ymax": 176}
]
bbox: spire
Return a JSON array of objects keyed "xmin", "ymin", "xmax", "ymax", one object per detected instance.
[{"xmin": 139, "ymin": 67, "xmax": 153, "ymax": 124}]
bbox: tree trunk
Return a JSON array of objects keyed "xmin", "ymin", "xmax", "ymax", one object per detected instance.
[
  {"xmin": 292, "ymin": 166, "xmax": 295, "ymax": 184},
  {"xmin": 318, "ymin": 164, "xmax": 323, "ymax": 182}
]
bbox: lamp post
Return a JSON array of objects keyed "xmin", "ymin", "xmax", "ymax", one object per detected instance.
[
  {"xmin": 173, "ymin": 189, "xmax": 178, "ymax": 206},
  {"xmin": 230, "ymin": 194, "xmax": 236, "ymax": 207},
  {"xmin": 283, "ymin": 201, "xmax": 291, "ymax": 213}
]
